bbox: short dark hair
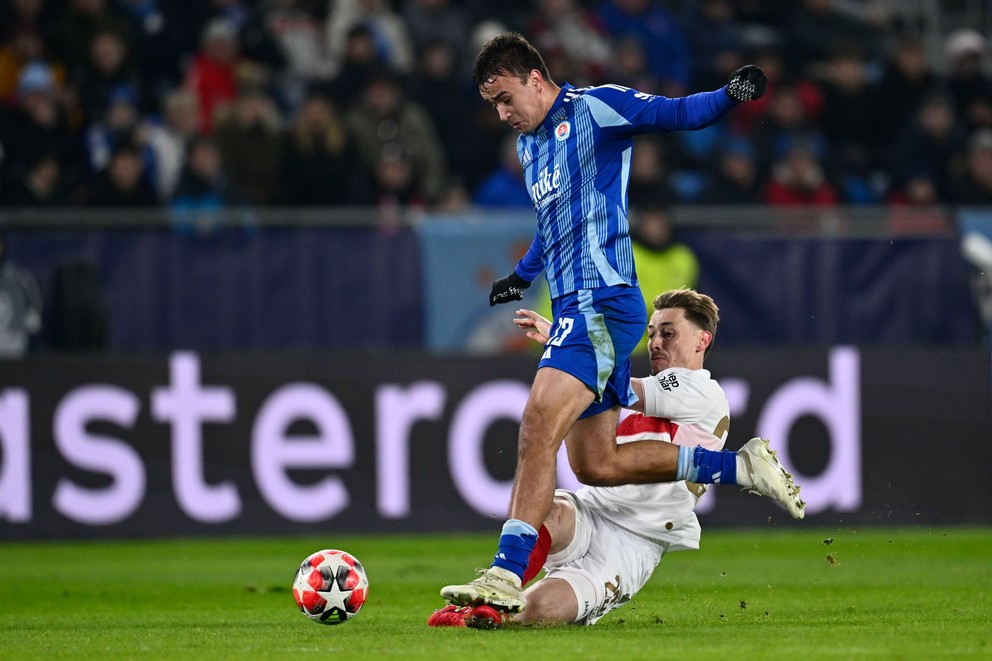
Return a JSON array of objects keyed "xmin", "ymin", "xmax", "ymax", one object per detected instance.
[{"xmin": 472, "ymin": 32, "xmax": 553, "ymax": 90}]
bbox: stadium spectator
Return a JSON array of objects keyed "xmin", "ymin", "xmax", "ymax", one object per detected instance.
[
  {"xmin": 764, "ymin": 139, "xmax": 839, "ymax": 207},
  {"xmin": 440, "ymin": 32, "xmax": 796, "ymax": 618},
  {"xmin": 726, "ymin": 45, "xmax": 824, "ymax": 136},
  {"xmin": 146, "ymin": 88, "xmax": 202, "ymax": 201},
  {"xmin": 402, "ymin": 0, "xmax": 471, "ymax": 61},
  {"xmin": 601, "ymin": 35, "xmax": 657, "ymax": 95},
  {"xmin": 684, "ymin": 0, "xmax": 746, "ymax": 92},
  {"xmin": 472, "ymin": 132, "xmax": 531, "ymax": 209},
  {"xmin": 73, "ymin": 29, "xmax": 141, "ymax": 126},
  {"xmin": 886, "ymin": 166, "xmax": 949, "ymax": 234},
  {"xmin": 0, "ymin": 24, "xmax": 66, "ymax": 106},
  {"xmin": 2, "ymin": 152, "xmax": 70, "ymax": 206},
  {"xmin": 626, "ymin": 135, "xmax": 678, "ymax": 207},
  {"xmin": 185, "ymin": 17, "xmax": 241, "ymax": 134},
  {"xmin": 170, "ymin": 135, "xmax": 244, "ymax": 227},
  {"xmin": 280, "ymin": 92, "xmax": 364, "ymax": 206},
  {"xmin": 368, "ymin": 142, "xmax": 428, "ymax": 222},
  {"xmin": 115, "ymin": 0, "xmax": 199, "ymax": 110},
  {"xmin": 314, "ymin": 23, "xmax": 384, "ymax": 111},
  {"xmin": 83, "ymin": 84, "xmax": 152, "ymax": 176},
  {"xmin": 950, "ymin": 128, "xmax": 992, "ymax": 205},
  {"xmin": 346, "ymin": 70, "xmax": 447, "ymax": 202},
  {"xmin": 0, "ymin": 62, "xmax": 86, "ymax": 204},
  {"xmin": 784, "ymin": 0, "xmax": 880, "ymax": 77},
  {"xmin": 886, "ymin": 91, "xmax": 964, "ymax": 203},
  {"xmin": 817, "ymin": 44, "xmax": 879, "ymax": 203},
  {"xmin": 697, "ymin": 136, "xmax": 762, "ymax": 204},
  {"xmin": 431, "ymin": 289, "xmax": 800, "ymax": 628},
  {"xmin": 325, "ymin": 0, "xmax": 415, "ymax": 74},
  {"xmin": 944, "ymin": 29, "xmax": 992, "ymax": 127},
  {"xmin": 526, "ymin": 0, "xmax": 612, "ymax": 86},
  {"xmin": 0, "ymin": 0, "xmax": 50, "ymax": 38},
  {"xmin": 84, "ymin": 142, "xmax": 158, "ymax": 207},
  {"xmin": 596, "ymin": 0, "xmax": 692, "ymax": 95},
  {"xmin": 259, "ymin": 0, "xmax": 336, "ymax": 110},
  {"xmin": 52, "ymin": 0, "xmax": 134, "ymax": 74},
  {"xmin": 408, "ymin": 39, "xmax": 477, "ymax": 187},
  {"xmin": 751, "ymin": 79, "xmax": 828, "ymax": 178},
  {"xmin": 187, "ymin": 0, "xmax": 287, "ymax": 74},
  {"xmin": 871, "ymin": 36, "xmax": 937, "ymax": 155},
  {"xmin": 433, "ymin": 177, "xmax": 472, "ymax": 213},
  {"xmin": 213, "ymin": 84, "xmax": 285, "ymax": 205}
]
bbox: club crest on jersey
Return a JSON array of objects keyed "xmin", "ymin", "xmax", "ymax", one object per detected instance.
[{"xmin": 555, "ymin": 121, "xmax": 571, "ymax": 141}]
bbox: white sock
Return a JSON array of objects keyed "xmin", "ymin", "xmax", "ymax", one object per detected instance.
[{"xmin": 736, "ymin": 453, "xmax": 754, "ymax": 489}]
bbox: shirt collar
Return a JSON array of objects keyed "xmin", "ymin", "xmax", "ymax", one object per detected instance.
[{"xmin": 539, "ymin": 82, "xmax": 573, "ymax": 133}]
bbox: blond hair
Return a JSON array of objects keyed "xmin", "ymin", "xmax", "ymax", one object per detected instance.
[{"xmin": 653, "ymin": 289, "xmax": 720, "ymax": 356}]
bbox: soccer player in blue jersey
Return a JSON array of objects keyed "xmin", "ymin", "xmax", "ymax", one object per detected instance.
[{"xmin": 441, "ymin": 32, "xmax": 788, "ymax": 615}]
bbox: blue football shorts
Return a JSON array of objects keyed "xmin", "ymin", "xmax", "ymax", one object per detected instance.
[{"xmin": 541, "ymin": 284, "xmax": 646, "ymax": 419}]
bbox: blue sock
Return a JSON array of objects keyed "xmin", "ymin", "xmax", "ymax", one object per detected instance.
[
  {"xmin": 491, "ymin": 519, "xmax": 538, "ymax": 582},
  {"xmin": 676, "ymin": 445, "xmax": 738, "ymax": 485}
]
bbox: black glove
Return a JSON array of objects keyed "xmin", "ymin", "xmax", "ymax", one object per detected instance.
[
  {"xmin": 489, "ymin": 271, "xmax": 530, "ymax": 306},
  {"xmin": 726, "ymin": 65, "xmax": 767, "ymax": 103}
]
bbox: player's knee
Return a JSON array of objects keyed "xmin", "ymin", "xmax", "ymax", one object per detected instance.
[{"xmin": 519, "ymin": 590, "xmax": 573, "ymax": 626}]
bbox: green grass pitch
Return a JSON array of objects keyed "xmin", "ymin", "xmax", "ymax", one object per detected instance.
[{"xmin": 1, "ymin": 527, "xmax": 989, "ymax": 659}]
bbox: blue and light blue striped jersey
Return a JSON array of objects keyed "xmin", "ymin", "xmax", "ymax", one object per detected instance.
[{"xmin": 513, "ymin": 83, "xmax": 737, "ymax": 299}]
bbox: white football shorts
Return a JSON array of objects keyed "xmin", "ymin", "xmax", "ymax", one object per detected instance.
[{"xmin": 542, "ymin": 489, "xmax": 669, "ymax": 625}]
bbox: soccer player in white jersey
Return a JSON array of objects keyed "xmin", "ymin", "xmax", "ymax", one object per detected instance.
[
  {"xmin": 441, "ymin": 33, "xmax": 791, "ymax": 615},
  {"xmin": 431, "ymin": 289, "xmax": 799, "ymax": 628}
]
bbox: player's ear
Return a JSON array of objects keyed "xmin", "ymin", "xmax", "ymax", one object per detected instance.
[{"xmin": 697, "ymin": 330, "xmax": 713, "ymax": 353}]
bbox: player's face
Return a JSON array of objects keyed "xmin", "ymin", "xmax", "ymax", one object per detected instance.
[
  {"xmin": 479, "ymin": 71, "xmax": 546, "ymax": 134},
  {"xmin": 646, "ymin": 308, "xmax": 709, "ymax": 374}
]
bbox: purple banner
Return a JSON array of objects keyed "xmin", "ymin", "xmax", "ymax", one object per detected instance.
[{"xmin": 2, "ymin": 347, "xmax": 989, "ymax": 540}]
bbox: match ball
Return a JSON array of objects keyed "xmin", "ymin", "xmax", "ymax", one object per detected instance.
[{"xmin": 292, "ymin": 549, "xmax": 369, "ymax": 625}]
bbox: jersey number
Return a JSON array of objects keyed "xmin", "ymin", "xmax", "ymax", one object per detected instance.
[{"xmin": 542, "ymin": 317, "xmax": 575, "ymax": 359}]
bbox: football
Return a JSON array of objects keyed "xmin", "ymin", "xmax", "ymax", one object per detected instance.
[{"xmin": 292, "ymin": 549, "xmax": 369, "ymax": 625}]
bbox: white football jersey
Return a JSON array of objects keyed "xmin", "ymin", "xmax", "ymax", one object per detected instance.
[{"xmin": 575, "ymin": 367, "xmax": 729, "ymax": 550}]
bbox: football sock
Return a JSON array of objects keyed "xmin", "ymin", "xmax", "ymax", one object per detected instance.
[
  {"xmin": 676, "ymin": 445, "xmax": 738, "ymax": 485},
  {"xmin": 492, "ymin": 519, "xmax": 538, "ymax": 583},
  {"xmin": 521, "ymin": 525, "xmax": 552, "ymax": 586}
]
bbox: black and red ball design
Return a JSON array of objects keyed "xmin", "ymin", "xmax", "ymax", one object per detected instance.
[{"xmin": 292, "ymin": 549, "xmax": 369, "ymax": 625}]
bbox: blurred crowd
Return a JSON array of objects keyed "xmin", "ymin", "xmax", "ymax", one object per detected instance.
[{"xmin": 2, "ymin": 0, "xmax": 992, "ymax": 216}]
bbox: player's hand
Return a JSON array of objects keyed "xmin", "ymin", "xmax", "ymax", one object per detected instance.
[
  {"xmin": 725, "ymin": 65, "xmax": 767, "ymax": 102},
  {"xmin": 513, "ymin": 308, "xmax": 552, "ymax": 344},
  {"xmin": 489, "ymin": 271, "xmax": 530, "ymax": 306}
]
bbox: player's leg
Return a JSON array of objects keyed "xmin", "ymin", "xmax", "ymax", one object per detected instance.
[
  {"xmin": 507, "ymin": 367, "xmax": 596, "ymax": 527},
  {"xmin": 568, "ymin": 432, "xmax": 804, "ymax": 519},
  {"xmin": 429, "ymin": 496, "xmax": 575, "ymax": 628},
  {"xmin": 439, "ymin": 367, "xmax": 593, "ymax": 611},
  {"xmin": 564, "ymin": 369, "xmax": 804, "ymax": 518},
  {"xmin": 440, "ymin": 286, "xmax": 643, "ymax": 611},
  {"xmin": 516, "ymin": 491, "xmax": 665, "ymax": 627}
]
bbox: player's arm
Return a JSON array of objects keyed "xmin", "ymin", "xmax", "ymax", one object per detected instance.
[
  {"xmin": 635, "ymin": 369, "xmax": 717, "ymax": 420},
  {"xmin": 490, "ymin": 231, "xmax": 543, "ymax": 306},
  {"xmin": 589, "ymin": 66, "xmax": 766, "ymax": 134}
]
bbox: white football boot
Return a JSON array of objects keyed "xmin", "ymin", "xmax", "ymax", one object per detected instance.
[
  {"xmin": 737, "ymin": 437, "xmax": 806, "ymax": 519},
  {"xmin": 440, "ymin": 566, "xmax": 526, "ymax": 612}
]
